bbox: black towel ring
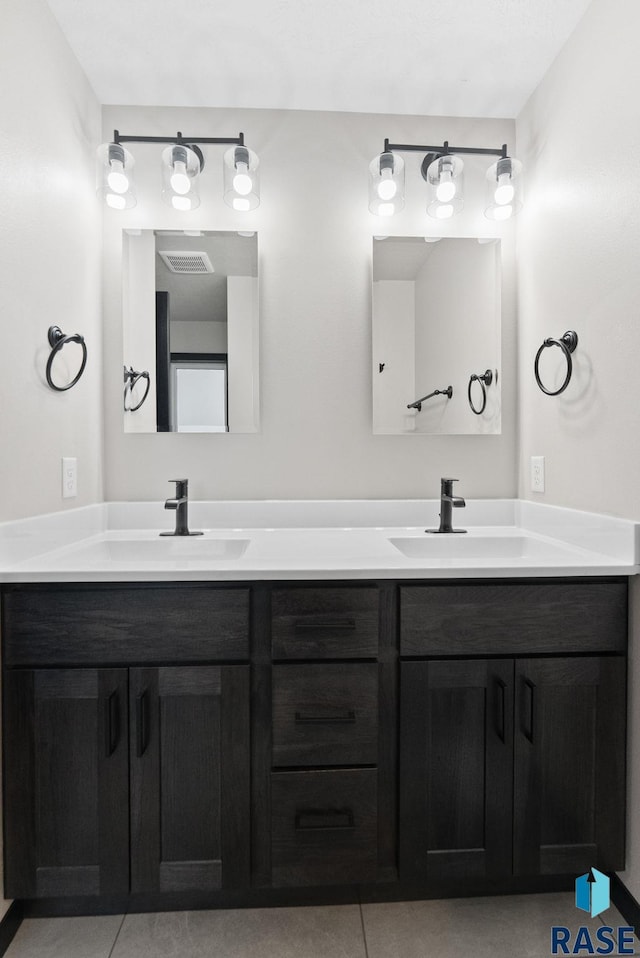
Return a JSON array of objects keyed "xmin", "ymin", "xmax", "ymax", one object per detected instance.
[
  {"xmin": 46, "ymin": 326, "xmax": 87, "ymax": 391},
  {"xmin": 534, "ymin": 330, "xmax": 578, "ymax": 396},
  {"xmin": 468, "ymin": 369, "xmax": 493, "ymax": 415},
  {"xmin": 124, "ymin": 366, "xmax": 151, "ymax": 412}
]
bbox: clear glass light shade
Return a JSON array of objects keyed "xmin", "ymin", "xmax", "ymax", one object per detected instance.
[
  {"xmin": 426, "ymin": 155, "xmax": 464, "ymax": 219},
  {"xmin": 484, "ymin": 156, "xmax": 523, "ymax": 220},
  {"xmin": 161, "ymin": 144, "xmax": 201, "ymax": 210},
  {"xmin": 97, "ymin": 142, "xmax": 137, "ymax": 210},
  {"xmin": 368, "ymin": 152, "xmax": 405, "ymax": 216},
  {"xmin": 223, "ymin": 146, "xmax": 260, "ymax": 211}
]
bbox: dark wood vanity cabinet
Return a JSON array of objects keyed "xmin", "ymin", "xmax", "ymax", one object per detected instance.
[
  {"xmin": 2, "ymin": 586, "xmax": 251, "ymax": 900},
  {"xmin": 398, "ymin": 582, "xmax": 628, "ymax": 885},
  {"xmin": 3, "ymin": 667, "xmax": 130, "ymax": 899},
  {"xmin": 0, "ymin": 577, "xmax": 629, "ymax": 908},
  {"xmin": 266, "ymin": 586, "xmax": 389, "ymax": 888}
]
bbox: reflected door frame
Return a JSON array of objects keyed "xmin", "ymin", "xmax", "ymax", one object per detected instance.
[{"xmin": 169, "ymin": 353, "xmax": 229, "ymax": 432}]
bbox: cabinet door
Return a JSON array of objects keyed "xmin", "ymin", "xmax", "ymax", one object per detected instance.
[
  {"xmin": 130, "ymin": 665, "xmax": 250, "ymax": 894},
  {"xmin": 3, "ymin": 668, "xmax": 129, "ymax": 898},
  {"xmin": 399, "ymin": 659, "xmax": 513, "ymax": 881},
  {"xmin": 513, "ymin": 656, "xmax": 626, "ymax": 876}
]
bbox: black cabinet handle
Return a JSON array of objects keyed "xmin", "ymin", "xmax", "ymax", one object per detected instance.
[
  {"xmin": 105, "ymin": 690, "xmax": 120, "ymax": 757},
  {"xmin": 136, "ymin": 689, "xmax": 150, "ymax": 757},
  {"xmin": 295, "ymin": 710, "xmax": 356, "ymax": 725},
  {"xmin": 494, "ymin": 678, "xmax": 506, "ymax": 744},
  {"xmin": 294, "ymin": 807, "xmax": 355, "ymax": 831},
  {"xmin": 522, "ymin": 678, "xmax": 536, "ymax": 744},
  {"xmin": 294, "ymin": 618, "xmax": 356, "ymax": 632}
]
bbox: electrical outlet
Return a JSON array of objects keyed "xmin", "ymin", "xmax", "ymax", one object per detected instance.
[
  {"xmin": 530, "ymin": 456, "xmax": 545, "ymax": 493},
  {"xmin": 62, "ymin": 457, "xmax": 77, "ymax": 498}
]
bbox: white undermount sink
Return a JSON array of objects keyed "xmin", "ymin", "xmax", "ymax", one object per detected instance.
[
  {"xmin": 42, "ymin": 535, "xmax": 251, "ymax": 564},
  {"xmin": 388, "ymin": 534, "xmax": 582, "ymax": 561}
]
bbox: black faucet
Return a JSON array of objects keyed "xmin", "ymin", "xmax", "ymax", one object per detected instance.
[
  {"xmin": 428, "ymin": 478, "xmax": 467, "ymax": 534},
  {"xmin": 160, "ymin": 479, "xmax": 203, "ymax": 537}
]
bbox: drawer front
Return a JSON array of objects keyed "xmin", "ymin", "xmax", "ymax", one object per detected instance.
[
  {"xmin": 400, "ymin": 581, "xmax": 628, "ymax": 656},
  {"xmin": 271, "ymin": 587, "xmax": 379, "ymax": 659},
  {"xmin": 2, "ymin": 586, "xmax": 249, "ymax": 665},
  {"xmin": 272, "ymin": 664, "xmax": 378, "ymax": 767},
  {"xmin": 271, "ymin": 768, "xmax": 377, "ymax": 886}
]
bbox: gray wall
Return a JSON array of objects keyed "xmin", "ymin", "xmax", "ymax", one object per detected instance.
[
  {"xmin": 102, "ymin": 106, "xmax": 517, "ymax": 502},
  {"xmin": 0, "ymin": 0, "xmax": 103, "ymax": 523},
  {"xmin": 516, "ymin": 0, "xmax": 640, "ymax": 901},
  {"xmin": 0, "ymin": 0, "xmax": 102, "ymax": 919}
]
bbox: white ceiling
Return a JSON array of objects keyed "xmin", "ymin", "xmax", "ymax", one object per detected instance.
[{"xmin": 45, "ymin": 0, "xmax": 592, "ymax": 118}]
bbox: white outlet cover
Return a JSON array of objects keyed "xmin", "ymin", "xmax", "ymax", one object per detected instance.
[
  {"xmin": 530, "ymin": 455, "xmax": 545, "ymax": 493},
  {"xmin": 62, "ymin": 457, "xmax": 78, "ymax": 498}
]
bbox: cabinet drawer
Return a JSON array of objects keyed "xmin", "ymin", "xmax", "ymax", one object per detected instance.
[
  {"xmin": 272, "ymin": 664, "xmax": 378, "ymax": 766},
  {"xmin": 271, "ymin": 587, "xmax": 378, "ymax": 659},
  {"xmin": 2, "ymin": 586, "xmax": 249, "ymax": 665},
  {"xmin": 400, "ymin": 581, "xmax": 628, "ymax": 656},
  {"xmin": 271, "ymin": 768, "xmax": 377, "ymax": 886}
]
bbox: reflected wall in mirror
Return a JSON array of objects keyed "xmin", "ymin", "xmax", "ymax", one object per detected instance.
[
  {"xmin": 123, "ymin": 229, "xmax": 259, "ymax": 433},
  {"xmin": 372, "ymin": 237, "xmax": 501, "ymax": 435}
]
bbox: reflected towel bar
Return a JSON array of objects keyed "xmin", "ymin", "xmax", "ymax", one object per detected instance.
[{"xmin": 407, "ymin": 386, "xmax": 453, "ymax": 412}]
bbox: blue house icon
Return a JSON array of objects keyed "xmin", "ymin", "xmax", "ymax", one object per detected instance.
[{"xmin": 575, "ymin": 868, "xmax": 610, "ymax": 918}]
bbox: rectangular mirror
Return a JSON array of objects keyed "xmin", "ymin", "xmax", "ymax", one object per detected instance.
[
  {"xmin": 123, "ymin": 229, "xmax": 259, "ymax": 433},
  {"xmin": 372, "ymin": 236, "xmax": 501, "ymax": 435}
]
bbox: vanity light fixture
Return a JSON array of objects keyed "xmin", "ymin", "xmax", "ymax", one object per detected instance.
[
  {"xmin": 97, "ymin": 142, "xmax": 136, "ymax": 209},
  {"xmin": 484, "ymin": 155, "xmax": 523, "ymax": 220},
  {"xmin": 369, "ymin": 139, "xmax": 522, "ymax": 221},
  {"xmin": 425, "ymin": 154, "xmax": 464, "ymax": 219},
  {"xmin": 97, "ymin": 130, "xmax": 260, "ymax": 212},
  {"xmin": 368, "ymin": 151, "xmax": 405, "ymax": 216},
  {"xmin": 223, "ymin": 145, "xmax": 260, "ymax": 211},
  {"xmin": 161, "ymin": 143, "xmax": 203, "ymax": 211}
]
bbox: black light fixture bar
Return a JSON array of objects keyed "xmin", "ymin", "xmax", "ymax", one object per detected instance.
[
  {"xmin": 383, "ymin": 138, "xmax": 508, "ymax": 158},
  {"xmin": 111, "ymin": 130, "xmax": 245, "ymax": 174},
  {"xmin": 112, "ymin": 129, "xmax": 244, "ymax": 147}
]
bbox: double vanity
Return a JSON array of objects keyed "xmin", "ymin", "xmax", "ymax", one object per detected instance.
[{"xmin": 0, "ymin": 495, "xmax": 636, "ymax": 914}]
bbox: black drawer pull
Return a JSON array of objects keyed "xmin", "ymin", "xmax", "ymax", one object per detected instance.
[
  {"xmin": 294, "ymin": 618, "xmax": 357, "ymax": 632},
  {"xmin": 105, "ymin": 690, "xmax": 120, "ymax": 757},
  {"xmin": 522, "ymin": 678, "xmax": 535, "ymax": 744},
  {"xmin": 294, "ymin": 807, "xmax": 355, "ymax": 831},
  {"xmin": 295, "ymin": 710, "xmax": 356, "ymax": 725},
  {"xmin": 494, "ymin": 678, "xmax": 506, "ymax": 744},
  {"xmin": 136, "ymin": 689, "xmax": 150, "ymax": 757}
]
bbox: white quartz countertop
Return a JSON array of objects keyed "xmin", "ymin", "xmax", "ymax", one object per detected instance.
[{"xmin": 0, "ymin": 500, "xmax": 637, "ymax": 582}]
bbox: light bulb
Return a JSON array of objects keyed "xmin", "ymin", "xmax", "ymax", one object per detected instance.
[
  {"xmin": 378, "ymin": 203, "xmax": 395, "ymax": 217},
  {"xmin": 105, "ymin": 193, "xmax": 127, "ymax": 210},
  {"xmin": 492, "ymin": 204, "xmax": 513, "ymax": 221},
  {"xmin": 233, "ymin": 197, "xmax": 251, "ymax": 212},
  {"xmin": 172, "ymin": 195, "xmax": 193, "ymax": 211},
  {"xmin": 107, "ymin": 158, "xmax": 129, "ymax": 195},
  {"xmin": 494, "ymin": 172, "xmax": 514, "ymax": 205},
  {"xmin": 170, "ymin": 160, "xmax": 191, "ymax": 195},
  {"xmin": 436, "ymin": 170, "xmax": 456, "ymax": 203},
  {"xmin": 233, "ymin": 162, "xmax": 253, "ymax": 196},
  {"xmin": 377, "ymin": 168, "xmax": 397, "ymax": 201},
  {"xmin": 435, "ymin": 204, "xmax": 454, "ymax": 219}
]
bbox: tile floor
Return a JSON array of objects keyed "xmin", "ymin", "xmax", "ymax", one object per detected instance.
[{"xmin": 4, "ymin": 893, "xmax": 636, "ymax": 958}]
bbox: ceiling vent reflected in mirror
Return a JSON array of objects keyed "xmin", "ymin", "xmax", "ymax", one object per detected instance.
[{"xmin": 158, "ymin": 251, "xmax": 214, "ymax": 274}]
